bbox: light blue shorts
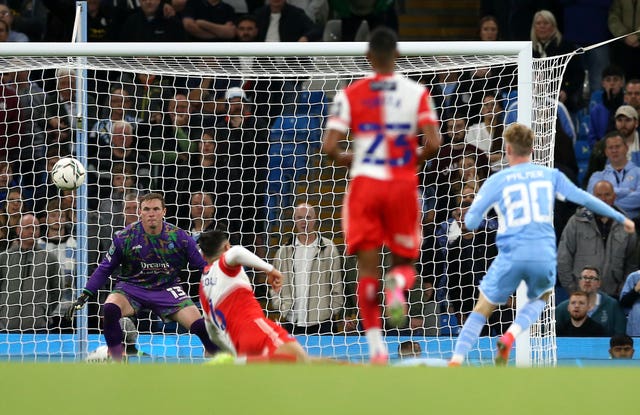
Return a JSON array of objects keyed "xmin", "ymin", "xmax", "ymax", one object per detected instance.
[{"xmin": 479, "ymin": 254, "xmax": 555, "ymax": 305}]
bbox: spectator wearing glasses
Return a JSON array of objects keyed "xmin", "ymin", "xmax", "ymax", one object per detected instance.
[
  {"xmin": 555, "ymin": 266, "xmax": 627, "ymax": 336},
  {"xmin": 557, "ymin": 180, "xmax": 638, "ymax": 299},
  {"xmin": 0, "ymin": 4, "xmax": 29, "ymax": 42},
  {"xmin": 609, "ymin": 334, "xmax": 635, "ymax": 359}
]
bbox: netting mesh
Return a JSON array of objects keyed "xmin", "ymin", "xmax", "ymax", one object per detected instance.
[{"xmin": 0, "ymin": 46, "xmax": 568, "ymax": 365}]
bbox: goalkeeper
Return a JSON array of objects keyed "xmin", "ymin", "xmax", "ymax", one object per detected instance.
[{"xmin": 66, "ymin": 193, "xmax": 219, "ymax": 361}]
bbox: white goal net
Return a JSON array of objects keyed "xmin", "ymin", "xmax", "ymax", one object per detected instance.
[{"xmin": 0, "ymin": 40, "xmax": 568, "ymax": 366}]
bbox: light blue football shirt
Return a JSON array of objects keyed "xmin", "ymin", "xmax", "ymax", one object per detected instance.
[{"xmin": 465, "ymin": 162, "xmax": 626, "ymax": 262}]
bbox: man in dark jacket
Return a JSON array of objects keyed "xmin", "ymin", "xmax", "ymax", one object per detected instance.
[
  {"xmin": 121, "ymin": 0, "xmax": 186, "ymax": 42},
  {"xmin": 255, "ymin": 0, "xmax": 322, "ymax": 42}
]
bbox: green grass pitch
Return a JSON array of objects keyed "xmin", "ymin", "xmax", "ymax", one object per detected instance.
[{"xmin": 0, "ymin": 363, "xmax": 635, "ymax": 415}]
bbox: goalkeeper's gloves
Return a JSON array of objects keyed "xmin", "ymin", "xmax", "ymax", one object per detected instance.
[{"xmin": 65, "ymin": 290, "xmax": 92, "ymax": 320}]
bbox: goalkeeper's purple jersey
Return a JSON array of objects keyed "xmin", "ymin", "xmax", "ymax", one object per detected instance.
[{"xmin": 85, "ymin": 221, "xmax": 206, "ymax": 294}]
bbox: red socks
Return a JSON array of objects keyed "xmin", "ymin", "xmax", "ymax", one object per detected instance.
[
  {"xmin": 390, "ymin": 264, "xmax": 416, "ymax": 290},
  {"xmin": 357, "ymin": 276, "xmax": 381, "ymax": 330}
]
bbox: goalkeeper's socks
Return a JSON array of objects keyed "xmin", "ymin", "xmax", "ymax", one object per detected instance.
[
  {"xmin": 357, "ymin": 276, "xmax": 381, "ymax": 330},
  {"xmin": 512, "ymin": 298, "xmax": 546, "ymax": 334},
  {"xmin": 190, "ymin": 317, "xmax": 220, "ymax": 355},
  {"xmin": 103, "ymin": 303, "xmax": 124, "ymax": 362},
  {"xmin": 451, "ymin": 311, "xmax": 486, "ymax": 364}
]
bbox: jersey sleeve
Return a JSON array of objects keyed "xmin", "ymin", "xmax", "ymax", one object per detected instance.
[
  {"xmin": 219, "ymin": 252, "xmax": 242, "ymax": 277},
  {"xmin": 555, "ymin": 170, "xmax": 626, "ymax": 223},
  {"xmin": 223, "ymin": 245, "xmax": 274, "ymax": 275},
  {"xmin": 325, "ymin": 90, "xmax": 350, "ymax": 133},
  {"xmin": 464, "ymin": 176, "xmax": 500, "ymax": 230},
  {"xmin": 417, "ymin": 88, "xmax": 439, "ymax": 128},
  {"xmin": 84, "ymin": 236, "xmax": 124, "ymax": 295},
  {"xmin": 182, "ymin": 229, "xmax": 207, "ymax": 272}
]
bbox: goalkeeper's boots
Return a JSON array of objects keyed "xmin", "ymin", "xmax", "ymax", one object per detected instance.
[
  {"xmin": 384, "ymin": 274, "xmax": 408, "ymax": 328},
  {"xmin": 494, "ymin": 332, "xmax": 515, "ymax": 366}
]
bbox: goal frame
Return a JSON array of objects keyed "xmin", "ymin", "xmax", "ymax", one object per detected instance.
[{"xmin": 0, "ymin": 35, "xmax": 547, "ymax": 365}]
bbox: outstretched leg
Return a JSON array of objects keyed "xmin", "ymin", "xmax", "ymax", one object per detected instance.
[
  {"xmin": 495, "ymin": 294, "xmax": 549, "ymax": 366},
  {"xmin": 449, "ymin": 293, "xmax": 496, "ymax": 366}
]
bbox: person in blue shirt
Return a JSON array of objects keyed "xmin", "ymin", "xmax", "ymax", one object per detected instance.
[
  {"xmin": 587, "ymin": 130, "xmax": 640, "ymax": 219},
  {"xmin": 448, "ymin": 123, "xmax": 635, "ymax": 367}
]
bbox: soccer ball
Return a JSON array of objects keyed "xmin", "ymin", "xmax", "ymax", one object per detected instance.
[{"xmin": 50, "ymin": 157, "xmax": 86, "ymax": 190}]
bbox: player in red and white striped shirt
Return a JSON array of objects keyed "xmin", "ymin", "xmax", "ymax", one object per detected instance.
[
  {"xmin": 322, "ymin": 26, "xmax": 441, "ymax": 364},
  {"xmin": 198, "ymin": 230, "xmax": 309, "ymax": 363}
]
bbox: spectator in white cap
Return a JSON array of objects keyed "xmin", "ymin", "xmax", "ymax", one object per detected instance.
[
  {"xmin": 614, "ymin": 104, "xmax": 640, "ymax": 165},
  {"xmin": 225, "ymin": 87, "xmax": 251, "ymax": 127},
  {"xmin": 225, "ymin": 86, "xmax": 248, "ymax": 102}
]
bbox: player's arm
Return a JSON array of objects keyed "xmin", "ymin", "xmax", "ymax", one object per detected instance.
[
  {"xmin": 416, "ymin": 89, "xmax": 442, "ymax": 167},
  {"xmin": 610, "ymin": 181, "xmax": 640, "ymax": 218},
  {"xmin": 184, "ymin": 231, "xmax": 208, "ymax": 272},
  {"xmin": 65, "ymin": 240, "xmax": 123, "ymax": 320},
  {"xmin": 464, "ymin": 179, "xmax": 499, "ymax": 230},
  {"xmin": 417, "ymin": 123, "xmax": 442, "ymax": 167},
  {"xmin": 322, "ymin": 128, "xmax": 352, "ymax": 168},
  {"xmin": 322, "ymin": 90, "xmax": 352, "ymax": 168},
  {"xmin": 269, "ymin": 247, "xmax": 292, "ymax": 312},
  {"xmin": 559, "ymin": 173, "xmax": 635, "ymax": 233},
  {"xmin": 224, "ymin": 246, "xmax": 283, "ymax": 292}
]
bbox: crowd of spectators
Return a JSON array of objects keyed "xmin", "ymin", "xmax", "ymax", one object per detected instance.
[{"xmin": 2, "ymin": 1, "xmax": 640, "ymax": 344}]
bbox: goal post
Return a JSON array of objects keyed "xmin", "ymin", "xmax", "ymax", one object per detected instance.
[{"xmin": 0, "ymin": 39, "xmax": 568, "ymax": 366}]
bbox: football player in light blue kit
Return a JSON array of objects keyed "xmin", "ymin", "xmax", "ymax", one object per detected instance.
[{"xmin": 449, "ymin": 123, "xmax": 635, "ymax": 366}]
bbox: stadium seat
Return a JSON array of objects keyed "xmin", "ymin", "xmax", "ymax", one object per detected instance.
[
  {"xmin": 574, "ymin": 107, "xmax": 591, "ymax": 143},
  {"xmin": 574, "ymin": 140, "xmax": 591, "ymax": 162},
  {"xmin": 577, "ymin": 160, "xmax": 589, "ymax": 186},
  {"xmin": 296, "ymin": 90, "xmax": 328, "ymax": 118},
  {"xmin": 438, "ymin": 313, "xmax": 461, "ymax": 336},
  {"xmin": 266, "ymin": 114, "xmax": 322, "ymax": 225}
]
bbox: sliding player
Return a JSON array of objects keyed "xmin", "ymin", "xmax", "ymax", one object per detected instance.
[
  {"xmin": 322, "ymin": 26, "xmax": 441, "ymax": 363},
  {"xmin": 66, "ymin": 193, "xmax": 219, "ymax": 361},
  {"xmin": 198, "ymin": 229, "xmax": 310, "ymax": 363},
  {"xmin": 449, "ymin": 123, "xmax": 635, "ymax": 366}
]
